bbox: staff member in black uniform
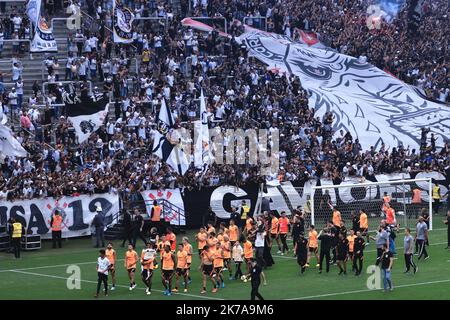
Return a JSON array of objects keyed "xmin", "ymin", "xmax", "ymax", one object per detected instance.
[
  {"xmin": 291, "ymin": 215, "xmax": 303, "ymax": 255},
  {"xmin": 444, "ymin": 210, "xmax": 450, "ymax": 249},
  {"xmin": 121, "ymin": 209, "xmax": 133, "ymax": 247},
  {"xmin": 351, "ymin": 211, "xmax": 360, "ymax": 233},
  {"xmin": 249, "ymin": 258, "xmax": 264, "ymax": 300},
  {"xmin": 318, "ymin": 226, "xmax": 333, "ymax": 274},
  {"xmin": 336, "ymin": 232, "xmax": 349, "ymax": 275},
  {"xmin": 330, "ymin": 221, "xmax": 339, "ymax": 265},
  {"xmin": 353, "ymin": 231, "xmax": 365, "ymax": 275},
  {"xmin": 296, "ymin": 233, "xmax": 308, "ymax": 274},
  {"xmin": 131, "ymin": 210, "xmax": 147, "ymax": 247}
]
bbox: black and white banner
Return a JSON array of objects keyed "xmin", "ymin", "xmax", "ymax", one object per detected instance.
[
  {"xmin": 26, "ymin": 0, "xmax": 57, "ymax": 52},
  {"xmin": 113, "ymin": 0, "xmax": 134, "ymax": 44},
  {"xmin": 236, "ymin": 29, "xmax": 450, "ymax": 150},
  {"xmin": 0, "ymin": 193, "xmax": 120, "ymax": 239},
  {"xmin": 66, "ymin": 94, "xmax": 109, "ymax": 144},
  {"xmin": 152, "ymin": 99, "xmax": 189, "ymax": 175}
]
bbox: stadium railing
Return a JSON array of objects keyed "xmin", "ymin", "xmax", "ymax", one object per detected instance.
[
  {"xmin": 243, "ymin": 16, "xmax": 268, "ymax": 31},
  {"xmin": 41, "ymin": 80, "xmax": 93, "ymax": 96}
]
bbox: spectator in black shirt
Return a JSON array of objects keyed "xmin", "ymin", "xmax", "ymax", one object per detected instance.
[
  {"xmin": 353, "ymin": 231, "xmax": 365, "ymax": 276},
  {"xmin": 336, "ymin": 232, "xmax": 349, "ymax": 275},
  {"xmin": 296, "ymin": 233, "xmax": 308, "ymax": 275},
  {"xmin": 318, "ymin": 226, "xmax": 333, "ymax": 274}
]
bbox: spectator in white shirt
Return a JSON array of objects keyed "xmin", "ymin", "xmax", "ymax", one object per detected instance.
[{"xmin": 15, "ymin": 77, "xmax": 23, "ymax": 109}]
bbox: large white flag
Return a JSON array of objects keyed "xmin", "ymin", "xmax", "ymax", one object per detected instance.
[
  {"xmin": 152, "ymin": 99, "xmax": 190, "ymax": 175},
  {"xmin": 0, "ymin": 124, "xmax": 28, "ymax": 158},
  {"xmin": 26, "ymin": 0, "xmax": 57, "ymax": 52},
  {"xmin": 194, "ymin": 89, "xmax": 213, "ymax": 170}
]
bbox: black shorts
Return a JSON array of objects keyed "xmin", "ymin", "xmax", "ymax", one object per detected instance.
[
  {"xmin": 308, "ymin": 247, "xmax": 318, "ymax": 253},
  {"xmin": 214, "ymin": 267, "xmax": 223, "ymax": 274},
  {"xmin": 337, "ymin": 254, "xmax": 348, "ymax": 261},
  {"xmin": 202, "ymin": 264, "xmax": 213, "ymax": 275},
  {"xmin": 176, "ymin": 268, "xmax": 187, "ymax": 276},
  {"xmin": 141, "ymin": 269, "xmax": 153, "ymax": 280},
  {"xmin": 360, "ymin": 228, "xmax": 368, "ymax": 235},
  {"xmin": 162, "ymin": 270, "xmax": 174, "ymax": 279},
  {"xmin": 127, "ymin": 268, "xmax": 136, "ymax": 273},
  {"xmin": 186, "ymin": 263, "xmax": 191, "ymax": 270},
  {"xmin": 109, "ymin": 264, "xmax": 115, "ymax": 271},
  {"xmin": 270, "ymin": 233, "xmax": 278, "ymax": 239}
]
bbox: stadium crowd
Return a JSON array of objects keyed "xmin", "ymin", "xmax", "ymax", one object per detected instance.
[{"xmin": 0, "ymin": 0, "xmax": 449, "ymax": 202}]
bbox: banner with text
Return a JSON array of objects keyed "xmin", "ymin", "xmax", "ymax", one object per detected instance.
[{"xmin": 0, "ymin": 193, "xmax": 119, "ymax": 239}]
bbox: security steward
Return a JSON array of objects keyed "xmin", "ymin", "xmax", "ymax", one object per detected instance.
[
  {"xmin": 240, "ymin": 200, "xmax": 250, "ymax": 231},
  {"xmin": 432, "ymin": 182, "xmax": 441, "ymax": 215},
  {"xmin": 10, "ymin": 218, "xmax": 25, "ymax": 259},
  {"xmin": 50, "ymin": 210, "xmax": 63, "ymax": 249}
]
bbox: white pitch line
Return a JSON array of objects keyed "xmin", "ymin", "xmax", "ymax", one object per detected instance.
[
  {"xmin": 272, "ymin": 241, "xmax": 448, "ymax": 260},
  {"xmin": 286, "ymin": 279, "xmax": 450, "ymax": 300},
  {"xmin": 1, "ymin": 241, "xmax": 446, "ymax": 270},
  {"xmin": 0, "ymin": 259, "xmax": 125, "ymax": 273},
  {"xmin": 9, "ymin": 270, "xmax": 224, "ymax": 300}
]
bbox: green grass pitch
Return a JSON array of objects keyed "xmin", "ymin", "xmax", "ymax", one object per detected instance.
[{"xmin": 0, "ymin": 228, "xmax": 449, "ymax": 300}]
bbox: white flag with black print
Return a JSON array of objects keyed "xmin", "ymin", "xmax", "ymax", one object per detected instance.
[
  {"xmin": 113, "ymin": 0, "xmax": 135, "ymax": 44},
  {"xmin": 194, "ymin": 89, "xmax": 213, "ymax": 171},
  {"xmin": 152, "ymin": 99, "xmax": 189, "ymax": 175},
  {"xmin": 26, "ymin": 0, "xmax": 57, "ymax": 52},
  {"xmin": 66, "ymin": 94, "xmax": 109, "ymax": 144},
  {"xmin": 0, "ymin": 122, "xmax": 28, "ymax": 158}
]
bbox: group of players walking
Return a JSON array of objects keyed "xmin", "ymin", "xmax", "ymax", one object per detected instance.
[{"xmin": 95, "ymin": 196, "xmax": 432, "ymax": 297}]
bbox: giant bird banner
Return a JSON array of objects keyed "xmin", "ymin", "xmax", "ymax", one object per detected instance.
[
  {"xmin": 181, "ymin": 18, "xmax": 450, "ymax": 150},
  {"xmin": 237, "ymin": 29, "xmax": 449, "ymax": 150}
]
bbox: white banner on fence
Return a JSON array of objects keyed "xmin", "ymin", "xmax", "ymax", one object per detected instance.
[
  {"xmin": 141, "ymin": 189, "xmax": 186, "ymax": 226},
  {"xmin": 0, "ymin": 193, "xmax": 119, "ymax": 239},
  {"xmin": 209, "ymin": 172, "xmax": 447, "ymax": 219}
]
